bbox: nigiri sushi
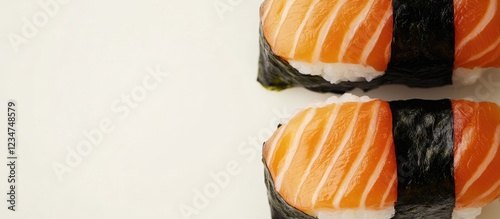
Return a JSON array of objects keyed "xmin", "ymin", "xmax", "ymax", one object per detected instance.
[
  {"xmin": 262, "ymin": 94, "xmax": 500, "ymax": 219},
  {"xmin": 258, "ymin": 0, "xmax": 500, "ymax": 93}
]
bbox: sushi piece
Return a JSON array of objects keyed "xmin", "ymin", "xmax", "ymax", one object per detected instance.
[
  {"xmin": 258, "ymin": 0, "xmax": 500, "ymax": 93},
  {"xmin": 262, "ymin": 94, "xmax": 500, "ymax": 219}
]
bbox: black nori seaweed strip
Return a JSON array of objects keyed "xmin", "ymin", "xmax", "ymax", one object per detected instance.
[
  {"xmin": 263, "ymin": 158, "xmax": 316, "ymax": 219},
  {"xmin": 386, "ymin": 0, "xmax": 455, "ymax": 86},
  {"xmin": 257, "ymin": 0, "xmax": 455, "ymax": 93},
  {"xmin": 389, "ymin": 99, "xmax": 455, "ymax": 219}
]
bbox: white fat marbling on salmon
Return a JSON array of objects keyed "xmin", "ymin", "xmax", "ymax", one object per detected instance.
[
  {"xmin": 454, "ymin": 126, "xmax": 476, "ymax": 168},
  {"xmin": 271, "ymin": 0, "xmax": 297, "ymax": 46},
  {"xmin": 265, "ymin": 124, "xmax": 288, "ymax": 165},
  {"xmin": 456, "ymin": 0, "xmax": 497, "ymax": 52},
  {"xmin": 289, "ymin": 0, "xmax": 320, "ymax": 58},
  {"xmin": 332, "ymin": 102, "xmax": 380, "ymax": 208},
  {"xmin": 261, "ymin": 0, "xmax": 275, "ymax": 25},
  {"xmin": 361, "ymin": 8, "xmax": 392, "ymax": 64},
  {"xmin": 380, "ymin": 172, "xmax": 397, "ymax": 209},
  {"xmin": 472, "ymin": 180, "xmax": 500, "ymax": 207},
  {"xmin": 457, "ymin": 126, "xmax": 500, "ymax": 199},
  {"xmin": 338, "ymin": 0, "xmax": 376, "ymax": 61},
  {"xmin": 360, "ymin": 137, "xmax": 393, "ymax": 208},
  {"xmin": 293, "ymin": 103, "xmax": 341, "ymax": 204},
  {"xmin": 274, "ymin": 108, "xmax": 317, "ymax": 191},
  {"xmin": 312, "ymin": 0, "xmax": 348, "ymax": 62},
  {"xmin": 466, "ymin": 37, "xmax": 500, "ymax": 63},
  {"xmin": 311, "ymin": 102, "xmax": 361, "ymax": 207}
]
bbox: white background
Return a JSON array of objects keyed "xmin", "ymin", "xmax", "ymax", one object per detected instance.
[{"xmin": 0, "ymin": 0, "xmax": 499, "ymax": 218}]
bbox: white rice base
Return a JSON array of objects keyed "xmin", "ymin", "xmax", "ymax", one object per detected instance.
[
  {"xmin": 289, "ymin": 61, "xmax": 384, "ymax": 84},
  {"xmin": 453, "ymin": 67, "xmax": 490, "ymax": 86},
  {"xmin": 309, "ymin": 93, "xmax": 374, "ymax": 108},
  {"xmin": 316, "ymin": 208, "xmax": 482, "ymax": 219},
  {"xmin": 452, "ymin": 208, "xmax": 482, "ymax": 219},
  {"xmin": 289, "ymin": 61, "xmax": 490, "ymax": 86},
  {"xmin": 280, "ymin": 93, "xmax": 374, "ymax": 125}
]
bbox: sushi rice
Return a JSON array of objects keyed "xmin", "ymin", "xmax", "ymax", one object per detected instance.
[
  {"xmin": 289, "ymin": 61, "xmax": 488, "ymax": 86},
  {"xmin": 453, "ymin": 68, "xmax": 490, "ymax": 86},
  {"xmin": 289, "ymin": 61, "xmax": 384, "ymax": 84}
]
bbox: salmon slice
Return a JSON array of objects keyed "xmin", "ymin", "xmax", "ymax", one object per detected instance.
[
  {"xmin": 263, "ymin": 100, "xmax": 396, "ymax": 214},
  {"xmin": 261, "ymin": 0, "xmax": 500, "ymax": 71},
  {"xmin": 452, "ymin": 100, "xmax": 500, "ymax": 208},
  {"xmin": 342, "ymin": 0, "xmax": 392, "ymax": 70},
  {"xmin": 454, "ymin": 0, "xmax": 500, "ymax": 68},
  {"xmin": 261, "ymin": 0, "xmax": 393, "ymax": 71}
]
